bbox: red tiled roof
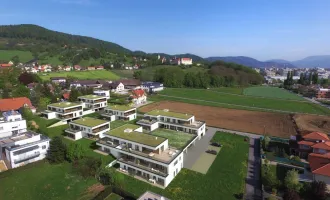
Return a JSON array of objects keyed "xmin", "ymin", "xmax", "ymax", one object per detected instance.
[
  {"xmin": 313, "ymin": 163, "xmax": 330, "ymax": 177},
  {"xmin": 298, "ymin": 140, "xmax": 316, "ymax": 146},
  {"xmin": 308, "ymin": 153, "xmax": 330, "ymax": 171},
  {"xmin": 0, "ymin": 64, "xmax": 12, "ymax": 67},
  {"xmin": 62, "ymin": 93, "xmax": 70, "ymax": 100},
  {"xmin": 132, "ymin": 89, "xmax": 145, "ymax": 98},
  {"xmin": 0, "ymin": 97, "xmax": 33, "ymax": 112},
  {"xmin": 303, "ymin": 132, "xmax": 329, "ymax": 141},
  {"xmin": 312, "ymin": 142, "xmax": 330, "ymax": 151}
]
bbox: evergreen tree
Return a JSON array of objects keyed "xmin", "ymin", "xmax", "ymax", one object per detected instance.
[{"xmin": 47, "ymin": 137, "xmax": 67, "ymax": 164}]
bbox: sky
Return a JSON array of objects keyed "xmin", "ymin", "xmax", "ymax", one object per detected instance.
[{"xmin": 1, "ymin": 0, "xmax": 330, "ymax": 61}]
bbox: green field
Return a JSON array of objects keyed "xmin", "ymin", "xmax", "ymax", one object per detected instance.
[
  {"xmin": 210, "ymin": 87, "xmax": 244, "ymax": 94},
  {"xmin": 243, "ymin": 86, "xmax": 305, "ymax": 101},
  {"xmin": 112, "ymin": 132, "xmax": 249, "ymax": 200},
  {"xmin": 0, "ymin": 161, "xmax": 98, "ymax": 200},
  {"xmin": 104, "ymin": 193, "xmax": 123, "ymax": 200},
  {"xmin": 0, "ymin": 50, "xmax": 34, "ymax": 63},
  {"xmin": 155, "ymin": 88, "xmax": 330, "ymax": 115},
  {"xmin": 39, "ymin": 70, "xmax": 120, "ymax": 81}
]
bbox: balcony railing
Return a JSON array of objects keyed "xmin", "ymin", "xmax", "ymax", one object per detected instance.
[
  {"xmin": 118, "ymin": 157, "xmax": 168, "ymax": 177},
  {"xmin": 59, "ymin": 114, "xmax": 73, "ymax": 119},
  {"xmin": 64, "ymin": 107, "xmax": 82, "ymax": 113},
  {"xmin": 94, "ymin": 99, "xmax": 106, "ymax": 103},
  {"xmin": 92, "ymin": 125, "xmax": 109, "ymax": 133},
  {"xmin": 65, "ymin": 128, "xmax": 81, "ymax": 134},
  {"xmin": 97, "ymin": 138, "xmax": 120, "ymax": 148},
  {"xmin": 14, "ymin": 152, "xmax": 41, "ymax": 164},
  {"xmin": 124, "ymin": 111, "xmax": 136, "ymax": 116}
]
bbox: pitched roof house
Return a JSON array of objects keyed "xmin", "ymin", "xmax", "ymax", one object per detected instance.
[
  {"xmin": 130, "ymin": 89, "xmax": 147, "ymax": 105},
  {"xmin": 118, "ymin": 79, "xmax": 141, "ymax": 89},
  {"xmin": 0, "ymin": 97, "xmax": 36, "ymax": 113}
]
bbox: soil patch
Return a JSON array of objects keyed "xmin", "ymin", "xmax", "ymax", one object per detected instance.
[
  {"xmin": 139, "ymin": 101, "xmax": 297, "ymax": 138},
  {"xmin": 294, "ymin": 114, "xmax": 330, "ymax": 135}
]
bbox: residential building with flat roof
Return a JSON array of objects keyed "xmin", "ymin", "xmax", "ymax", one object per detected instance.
[
  {"xmin": 96, "ymin": 123, "xmax": 198, "ymax": 188},
  {"xmin": 0, "ymin": 111, "xmax": 27, "ymax": 138},
  {"xmin": 93, "ymin": 90, "xmax": 110, "ymax": 100},
  {"xmin": 78, "ymin": 94, "xmax": 107, "ymax": 111},
  {"xmin": 101, "ymin": 105, "xmax": 137, "ymax": 121},
  {"xmin": 65, "ymin": 117, "xmax": 110, "ymax": 140},
  {"xmin": 137, "ymin": 109, "xmax": 206, "ymax": 138},
  {"xmin": 42, "ymin": 102, "xmax": 83, "ymax": 123}
]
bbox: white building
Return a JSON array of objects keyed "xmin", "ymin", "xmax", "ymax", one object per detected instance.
[
  {"xmin": 78, "ymin": 95, "xmax": 108, "ymax": 111},
  {"xmin": 96, "ymin": 124, "xmax": 189, "ymax": 187},
  {"xmin": 93, "ymin": 90, "xmax": 110, "ymax": 100},
  {"xmin": 101, "ymin": 105, "xmax": 137, "ymax": 121},
  {"xmin": 131, "ymin": 89, "xmax": 147, "ymax": 105},
  {"xmin": 170, "ymin": 58, "xmax": 193, "ymax": 65},
  {"xmin": 42, "ymin": 102, "xmax": 84, "ymax": 123},
  {"xmin": 0, "ymin": 111, "xmax": 27, "ymax": 138},
  {"xmin": 109, "ymin": 82, "xmax": 125, "ymax": 93},
  {"xmin": 65, "ymin": 117, "xmax": 110, "ymax": 140},
  {"xmin": 141, "ymin": 82, "xmax": 164, "ymax": 93},
  {"xmin": 1, "ymin": 131, "xmax": 50, "ymax": 169},
  {"xmin": 137, "ymin": 109, "xmax": 206, "ymax": 139}
]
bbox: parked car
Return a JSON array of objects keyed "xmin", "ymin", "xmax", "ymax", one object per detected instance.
[
  {"xmin": 206, "ymin": 150, "xmax": 217, "ymax": 155},
  {"xmin": 210, "ymin": 142, "xmax": 222, "ymax": 147}
]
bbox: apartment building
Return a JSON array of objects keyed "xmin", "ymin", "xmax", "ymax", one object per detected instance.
[
  {"xmin": 65, "ymin": 117, "xmax": 110, "ymax": 140},
  {"xmin": 137, "ymin": 109, "xmax": 206, "ymax": 138},
  {"xmin": 93, "ymin": 90, "xmax": 110, "ymax": 100},
  {"xmin": 0, "ymin": 111, "xmax": 27, "ymax": 138},
  {"xmin": 0, "ymin": 131, "xmax": 50, "ymax": 168},
  {"xmin": 96, "ymin": 124, "xmax": 186, "ymax": 187},
  {"xmin": 42, "ymin": 102, "xmax": 83, "ymax": 122},
  {"xmin": 78, "ymin": 95, "xmax": 107, "ymax": 111},
  {"xmin": 101, "ymin": 105, "xmax": 137, "ymax": 121}
]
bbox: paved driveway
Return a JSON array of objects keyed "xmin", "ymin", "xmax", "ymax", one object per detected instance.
[{"xmin": 183, "ymin": 127, "xmax": 216, "ymax": 169}]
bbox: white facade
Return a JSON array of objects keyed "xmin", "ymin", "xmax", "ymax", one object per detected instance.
[
  {"xmin": 132, "ymin": 95, "xmax": 147, "ymax": 105},
  {"xmin": 180, "ymin": 58, "xmax": 193, "ymax": 65},
  {"xmin": 78, "ymin": 95, "xmax": 108, "ymax": 111},
  {"xmin": 96, "ymin": 125, "xmax": 185, "ymax": 187},
  {"xmin": 101, "ymin": 106, "xmax": 137, "ymax": 121},
  {"xmin": 93, "ymin": 90, "xmax": 110, "ymax": 99},
  {"xmin": 112, "ymin": 83, "xmax": 125, "ymax": 93},
  {"xmin": 0, "ymin": 112, "xmax": 27, "ymax": 138},
  {"xmin": 43, "ymin": 102, "xmax": 83, "ymax": 123},
  {"xmin": 4, "ymin": 133, "xmax": 50, "ymax": 168},
  {"xmin": 65, "ymin": 118, "xmax": 110, "ymax": 140}
]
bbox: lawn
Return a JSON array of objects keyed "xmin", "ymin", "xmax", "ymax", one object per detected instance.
[
  {"xmin": 104, "ymin": 193, "xmax": 123, "ymax": 200},
  {"xmin": 150, "ymin": 129, "xmax": 195, "ymax": 149},
  {"xmin": 110, "ymin": 120, "xmax": 129, "ymax": 129},
  {"xmin": 0, "ymin": 50, "xmax": 34, "ymax": 63},
  {"xmin": 243, "ymin": 86, "xmax": 305, "ymax": 101},
  {"xmin": 38, "ymin": 70, "xmax": 120, "ymax": 81},
  {"xmin": 210, "ymin": 87, "xmax": 244, "ymax": 94},
  {"xmin": 113, "ymin": 132, "xmax": 249, "ymax": 200},
  {"xmin": 0, "ymin": 161, "xmax": 99, "ymax": 200},
  {"xmin": 156, "ymin": 88, "xmax": 330, "ymax": 115},
  {"xmin": 112, "ymin": 70, "xmax": 134, "ymax": 79}
]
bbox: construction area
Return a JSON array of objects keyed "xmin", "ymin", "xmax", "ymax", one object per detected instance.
[
  {"xmin": 293, "ymin": 114, "xmax": 330, "ymax": 135},
  {"xmin": 139, "ymin": 101, "xmax": 299, "ymax": 138}
]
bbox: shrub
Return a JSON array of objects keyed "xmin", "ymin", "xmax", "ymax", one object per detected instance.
[
  {"xmin": 291, "ymin": 156, "xmax": 301, "ymax": 162},
  {"xmin": 73, "ymin": 157, "xmax": 102, "ymax": 178},
  {"xmin": 66, "ymin": 143, "xmax": 86, "ymax": 162},
  {"xmin": 283, "ymin": 189, "xmax": 300, "ymax": 200},
  {"xmin": 284, "ymin": 170, "xmax": 302, "ymax": 192}
]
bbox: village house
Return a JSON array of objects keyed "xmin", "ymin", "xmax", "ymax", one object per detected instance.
[
  {"xmin": 95, "ymin": 66, "xmax": 104, "ymax": 70},
  {"xmin": 170, "ymin": 58, "xmax": 192, "ymax": 65},
  {"xmin": 130, "ymin": 89, "xmax": 147, "ymax": 105},
  {"xmin": 50, "ymin": 77, "xmax": 66, "ymax": 84},
  {"xmin": 107, "ymin": 82, "xmax": 125, "ymax": 93},
  {"xmin": 64, "ymin": 66, "xmax": 72, "ymax": 71},
  {"xmin": 87, "ymin": 66, "xmax": 95, "ymax": 70},
  {"xmin": 119, "ymin": 79, "xmax": 141, "ymax": 90},
  {"xmin": 141, "ymin": 82, "xmax": 164, "ymax": 93},
  {"xmin": 74, "ymin": 65, "xmax": 82, "ymax": 71},
  {"xmin": 70, "ymin": 80, "xmax": 103, "ymax": 88},
  {"xmin": 0, "ymin": 97, "xmax": 36, "ymax": 113}
]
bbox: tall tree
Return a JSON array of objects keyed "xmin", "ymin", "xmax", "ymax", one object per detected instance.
[
  {"xmin": 12, "ymin": 84, "xmax": 30, "ymax": 98},
  {"xmin": 47, "ymin": 137, "xmax": 67, "ymax": 164}
]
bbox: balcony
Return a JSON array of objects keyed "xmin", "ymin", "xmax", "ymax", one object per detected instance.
[
  {"xmin": 65, "ymin": 128, "xmax": 81, "ymax": 134},
  {"xmin": 118, "ymin": 157, "xmax": 168, "ymax": 177},
  {"xmin": 92, "ymin": 125, "xmax": 110, "ymax": 133},
  {"xmin": 124, "ymin": 110, "xmax": 136, "ymax": 116},
  {"xmin": 64, "ymin": 107, "xmax": 82, "ymax": 113},
  {"xmin": 94, "ymin": 98, "xmax": 106, "ymax": 103},
  {"xmin": 97, "ymin": 138, "xmax": 120, "ymax": 148},
  {"xmin": 100, "ymin": 111, "xmax": 115, "ymax": 117},
  {"xmin": 137, "ymin": 119, "xmax": 158, "ymax": 126},
  {"xmin": 59, "ymin": 114, "xmax": 74, "ymax": 119},
  {"xmin": 160, "ymin": 120, "xmax": 205, "ymax": 129},
  {"xmin": 14, "ymin": 152, "xmax": 41, "ymax": 164}
]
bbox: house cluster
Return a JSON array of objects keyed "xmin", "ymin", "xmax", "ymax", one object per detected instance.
[
  {"xmin": 0, "ymin": 61, "xmax": 14, "ymax": 68},
  {"xmin": 18, "ymin": 62, "xmax": 105, "ymax": 73},
  {"xmin": 0, "ymin": 98, "xmax": 50, "ymax": 170},
  {"xmin": 169, "ymin": 57, "xmax": 193, "ymax": 65},
  {"xmin": 290, "ymin": 132, "xmax": 330, "ymax": 185}
]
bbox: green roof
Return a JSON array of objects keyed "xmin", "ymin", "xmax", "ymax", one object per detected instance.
[
  {"xmin": 72, "ymin": 117, "xmax": 108, "ymax": 127},
  {"xmin": 146, "ymin": 109, "xmax": 193, "ymax": 120},
  {"xmin": 107, "ymin": 104, "xmax": 135, "ymax": 112},
  {"xmin": 78, "ymin": 95, "xmax": 104, "ymax": 100},
  {"xmin": 48, "ymin": 102, "xmax": 81, "ymax": 108},
  {"xmin": 107, "ymin": 124, "xmax": 166, "ymax": 147}
]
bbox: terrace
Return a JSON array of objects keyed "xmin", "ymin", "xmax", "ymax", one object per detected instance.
[
  {"xmin": 106, "ymin": 124, "xmax": 166, "ymax": 147},
  {"xmin": 146, "ymin": 109, "xmax": 193, "ymax": 120},
  {"xmin": 137, "ymin": 119, "xmax": 158, "ymax": 125},
  {"xmin": 79, "ymin": 95, "xmax": 104, "ymax": 100},
  {"xmin": 107, "ymin": 104, "xmax": 135, "ymax": 112},
  {"xmin": 150, "ymin": 129, "xmax": 196, "ymax": 149},
  {"xmin": 71, "ymin": 117, "xmax": 108, "ymax": 128},
  {"xmin": 48, "ymin": 102, "xmax": 81, "ymax": 109}
]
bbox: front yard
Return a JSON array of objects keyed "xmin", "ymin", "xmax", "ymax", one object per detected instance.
[{"xmin": 112, "ymin": 132, "xmax": 249, "ymax": 200}]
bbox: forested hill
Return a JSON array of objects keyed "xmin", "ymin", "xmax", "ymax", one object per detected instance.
[{"xmin": 0, "ymin": 24, "xmax": 131, "ymax": 54}]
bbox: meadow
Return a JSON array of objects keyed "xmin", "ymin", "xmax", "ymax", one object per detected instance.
[
  {"xmin": 110, "ymin": 132, "xmax": 249, "ymax": 200},
  {"xmin": 0, "ymin": 50, "xmax": 34, "ymax": 62},
  {"xmin": 155, "ymin": 88, "xmax": 330, "ymax": 115},
  {"xmin": 243, "ymin": 86, "xmax": 305, "ymax": 101},
  {"xmin": 39, "ymin": 70, "xmax": 120, "ymax": 81}
]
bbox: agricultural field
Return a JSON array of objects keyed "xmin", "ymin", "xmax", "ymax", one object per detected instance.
[
  {"xmin": 210, "ymin": 87, "xmax": 244, "ymax": 94},
  {"xmin": 156, "ymin": 88, "xmax": 330, "ymax": 115},
  {"xmin": 112, "ymin": 69, "xmax": 134, "ymax": 78},
  {"xmin": 0, "ymin": 161, "xmax": 100, "ymax": 200},
  {"xmin": 243, "ymin": 86, "xmax": 305, "ymax": 101},
  {"xmin": 150, "ymin": 129, "xmax": 195, "ymax": 149},
  {"xmin": 139, "ymin": 101, "xmax": 297, "ymax": 137},
  {"xmin": 112, "ymin": 132, "xmax": 249, "ymax": 200},
  {"xmin": 38, "ymin": 70, "xmax": 120, "ymax": 81},
  {"xmin": 0, "ymin": 50, "xmax": 34, "ymax": 62}
]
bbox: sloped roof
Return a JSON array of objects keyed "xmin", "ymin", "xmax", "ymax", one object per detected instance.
[
  {"xmin": 0, "ymin": 97, "xmax": 34, "ymax": 112},
  {"xmin": 308, "ymin": 153, "xmax": 330, "ymax": 171},
  {"xmin": 62, "ymin": 93, "xmax": 70, "ymax": 100},
  {"xmin": 119, "ymin": 79, "xmax": 141, "ymax": 86},
  {"xmin": 312, "ymin": 163, "xmax": 330, "ymax": 177},
  {"xmin": 312, "ymin": 142, "xmax": 330, "ymax": 151},
  {"xmin": 303, "ymin": 132, "xmax": 329, "ymax": 141},
  {"xmin": 298, "ymin": 140, "xmax": 315, "ymax": 146},
  {"xmin": 131, "ymin": 89, "xmax": 145, "ymax": 98}
]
